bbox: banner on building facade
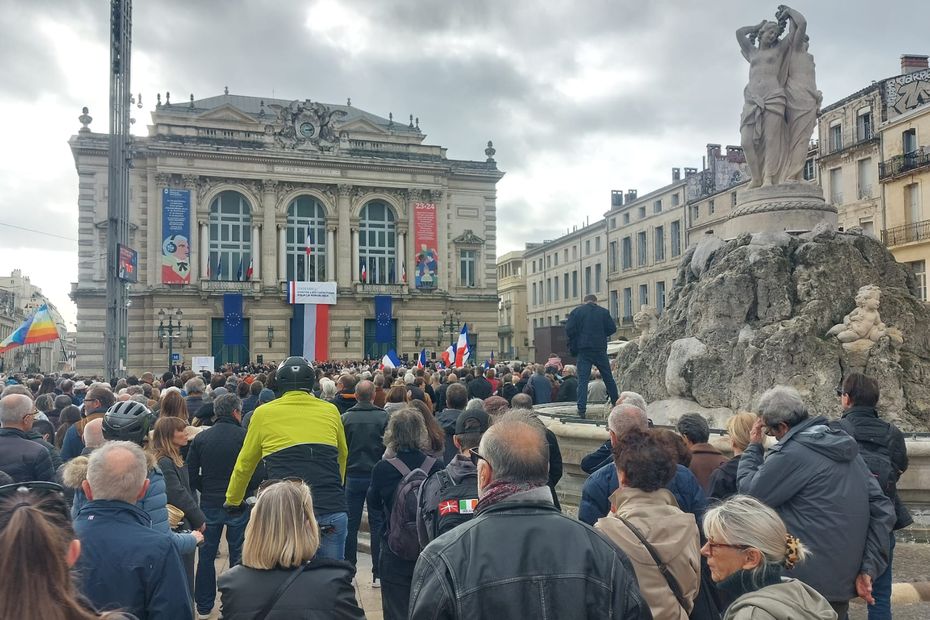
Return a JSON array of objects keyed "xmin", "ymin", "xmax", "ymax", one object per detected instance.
[
  {"xmin": 162, "ymin": 188, "xmax": 192, "ymax": 284},
  {"xmin": 413, "ymin": 202, "xmax": 439, "ymax": 289},
  {"xmin": 290, "ymin": 303, "xmax": 330, "ymax": 361},
  {"xmin": 286, "ymin": 281, "xmax": 337, "ymax": 305}
]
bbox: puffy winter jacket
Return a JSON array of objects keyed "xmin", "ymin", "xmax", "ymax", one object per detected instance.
[{"xmin": 0, "ymin": 428, "xmax": 55, "ymax": 482}]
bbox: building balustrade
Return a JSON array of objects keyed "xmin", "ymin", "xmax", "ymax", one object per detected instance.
[
  {"xmin": 879, "ymin": 150, "xmax": 930, "ymax": 181},
  {"xmin": 882, "ymin": 219, "xmax": 930, "ymax": 247}
]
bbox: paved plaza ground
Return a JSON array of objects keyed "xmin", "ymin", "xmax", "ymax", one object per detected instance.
[{"xmin": 198, "ymin": 537, "xmax": 930, "ymax": 619}]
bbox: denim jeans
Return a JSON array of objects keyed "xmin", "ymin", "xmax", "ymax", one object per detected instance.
[
  {"xmin": 345, "ymin": 474, "xmax": 384, "ymax": 575},
  {"xmin": 316, "ymin": 511, "xmax": 349, "ymax": 561},
  {"xmin": 194, "ymin": 503, "xmax": 249, "ymax": 614},
  {"xmin": 576, "ymin": 349, "xmax": 619, "ymax": 415},
  {"xmin": 868, "ymin": 533, "xmax": 895, "ymax": 620}
]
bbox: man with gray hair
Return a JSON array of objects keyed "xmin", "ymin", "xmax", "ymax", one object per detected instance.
[
  {"xmin": 188, "ymin": 392, "xmax": 261, "ymax": 618},
  {"xmin": 185, "ymin": 376, "xmax": 206, "ymax": 417},
  {"xmin": 578, "ymin": 402, "xmax": 707, "ymax": 526},
  {"xmin": 738, "ymin": 385, "xmax": 895, "ymax": 617},
  {"xmin": 0, "ymin": 393, "xmax": 55, "ymax": 482},
  {"xmin": 410, "ymin": 411, "xmax": 649, "ymax": 620},
  {"xmin": 74, "ymin": 441, "xmax": 192, "ymax": 619}
]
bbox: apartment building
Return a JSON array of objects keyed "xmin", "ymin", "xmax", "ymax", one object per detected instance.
[{"xmin": 496, "ymin": 250, "xmax": 529, "ymax": 360}]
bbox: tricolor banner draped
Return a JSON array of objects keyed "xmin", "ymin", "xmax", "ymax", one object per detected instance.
[{"xmin": 290, "ymin": 304, "xmax": 330, "ymax": 362}]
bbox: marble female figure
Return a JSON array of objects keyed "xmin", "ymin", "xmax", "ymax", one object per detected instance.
[
  {"xmin": 781, "ymin": 6, "xmax": 822, "ymax": 183},
  {"xmin": 737, "ymin": 15, "xmax": 792, "ymax": 188}
]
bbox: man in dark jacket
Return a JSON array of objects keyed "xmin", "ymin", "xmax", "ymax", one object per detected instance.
[
  {"xmin": 527, "ymin": 366, "xmax": 553, "ymax": 405},
  {"xmin": 556, "ymin": 365, "xmax": 578, "ymax": 402},
  {"xmin": 240, "ymin": 380, "xmax": 262, "ymax": 416},
  {"xmin": 184, "ymin": 377, "xmax": 206, "ymax": 418},
  {"xmin": 0, "ymin": 394, "xmax": 56, "ymax": 482},
  {"xmin": 738, "ymin": 385, "xmax": 895, "ymax": 618},
  {"xmin": 188, "ymin": 393, "xmax": 262, "ymax": 619},
  {"xmin": 74, "ymin": 440, "xmax": 192, "ymax": 619},
  {"xmin": 341, "ymin": 380, "xmax": 389, "ymax": 581},
  {"xmin": 331, "ymin": 374, "xmax": 358, "ymax": 414},
  {"xmin": 835, "ymin": 373, "xmax": 910, "ymax": 620},
  {"xmin": 466, "ymin": 369, "xmax": 493, "ymax": 400},
  {"xmin": 565, "ymin": 294, "xmax": 619, "ymax": 418},
  {"xmin": 61, "ymin": 385, "xmax": 115, "ymax": 461},
  {"xmin": 436, "ymin": 382, "xmax": 468, "ymax": 464},
  {"xmin": 410, "ymin": 411, "xmax": 649, "ymax": 620},
  {"xmin": 677, "ymin": 412, "xmax": 727, "ymax": 493},
  {"xmin": 434, "ymin": 372, "xmax": 456, "ymax": 413}
]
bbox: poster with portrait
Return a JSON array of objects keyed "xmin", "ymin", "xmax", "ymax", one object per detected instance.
[
  {"xmin": 414, "ymin": 202, "xmax": 438, "ymax": 289},
  {"xmin": 162, "ymin": 188, "xmax": 191, "ymax": 285}
]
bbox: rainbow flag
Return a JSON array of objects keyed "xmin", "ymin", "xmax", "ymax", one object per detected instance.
[{"xmin": 0, "ymin": 304, "xmax": 60, "ymax": 353}]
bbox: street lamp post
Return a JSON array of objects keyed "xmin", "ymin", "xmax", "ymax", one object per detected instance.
[
  {"xmin": 440, "ymin": 310, "xmax": 461, "ymax": 347},
  {"xmin": 157, "ymin": 308, "xmax": 185, "ymax": 374}
]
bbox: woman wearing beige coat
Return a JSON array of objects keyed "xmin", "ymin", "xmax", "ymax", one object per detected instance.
[{"xmin": 596, "ymin": 429, "xmax": 701, "ymax": 620}]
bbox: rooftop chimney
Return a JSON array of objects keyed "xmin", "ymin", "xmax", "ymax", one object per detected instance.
[
  {"xmin": 684, "ymin": 167, "xmax": 698, "ymax": 178},
  {"xmin": 672, "ymin": 167, "xmax": 681, "ymax": 182},
  {"xmin": 706, "ymin": 143, "xmax": 722, "ymax": 160},
  {"xmin": 611, "ymin": 190, "xmax": 624, "ymax": 207},
  {"xmin": 901, "ymin": 54, "xmax": 929, "ymax": 74},
  {"xmin": 626, "ymin": 189, "xmax": 638, "ymax": 203}
]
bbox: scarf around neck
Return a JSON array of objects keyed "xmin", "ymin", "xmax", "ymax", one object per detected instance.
[
  {"xmin": 476, "ymin": 479, "xmax": 546, "ymax": 513},
  {"xmin": 717, "ymin": 564, "xmax": 784, "ymax": 602}
]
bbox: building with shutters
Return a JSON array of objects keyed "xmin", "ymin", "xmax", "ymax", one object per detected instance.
[{"xmin": 69, "ymin": 93, "xmax": 503, "ymax": 375}]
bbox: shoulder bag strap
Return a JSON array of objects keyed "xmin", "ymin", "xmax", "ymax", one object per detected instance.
[
  {"xmin": 387, "ymin": 457, "xmax": 411, "ymax": 477},
  {"xmin": 255, "ymin": 563, "xmax": 306, "ymax": 620},
  {"xmin": 616, "ymin": 515, "xmax": 690, "ymax": 613}
]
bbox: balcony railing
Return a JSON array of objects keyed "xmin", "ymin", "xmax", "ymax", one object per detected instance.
[
  {"xmin": 882, "ymin": 219, "xmax": 930, "ymax": 247},
  {"xmin": 497, "ymin": 324, "xmax": 513, "ymax": 336},
  {"xmin": 199, "ymin": 280, "xmax": 261, "ymax": 293},
  {"xmin": 879, "ymin": 151, "xmax": 930, "ymax": 180},
  {"xmin": 354, "ymin": 283, "xmax": 409, "ymax": 295}
]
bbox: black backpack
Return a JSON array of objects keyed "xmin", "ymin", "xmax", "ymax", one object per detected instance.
[
  {"xmin": 429, "ymin": 469, "xmax": 480, "ymax": 539},
  {"xmin": 838, "ymin": 418, "xmax": 898, "ymax": 499},
  {"xmin": 386, "ymin": 457, "xmax": 435, "ymax": 561}
]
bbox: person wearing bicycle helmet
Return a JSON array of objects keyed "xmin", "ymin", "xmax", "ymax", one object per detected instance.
[
  {"xmin": 63, "ymin": 400, "xmax": 202, "ymax": 556},
  {"xmin": 226, "ymin": 357, "xmax": 349, "ymax": 560}
]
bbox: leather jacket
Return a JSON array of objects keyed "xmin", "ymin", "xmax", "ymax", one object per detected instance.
[{"xmin": 409, "ymin": 492, "xmax": 651, "ymax": 619}]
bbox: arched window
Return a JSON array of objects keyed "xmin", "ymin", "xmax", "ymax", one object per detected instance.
[
  {"xmin": 359, "ymin": 201, "xmax": 396, "ymax": 284},
  {"xmin": 286, "ymin": 196, "xmax": 327, "ymax": 281},
  {"xmin": 208, "ymin": 190, "xmax": 252, "ymax": 281}
]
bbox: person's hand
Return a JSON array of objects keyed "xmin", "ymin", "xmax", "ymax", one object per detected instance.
[
  {"xmin": 224, "ymin": 502, "xmax": 245, "ymax": 515},
  {"xmin": 191, "ymin": 530, "xmax": 204, "ymax": 545},
  {"xmin": 198, "ymin": 523, "xmax": 207, "ymax": 533},
  {"xmin": 856, "ymin": 573, "xmax": 874, "ymax": 605},
  {"xmin": 749, "ymin": 418, "xmax": 766, "ymax": 445}
]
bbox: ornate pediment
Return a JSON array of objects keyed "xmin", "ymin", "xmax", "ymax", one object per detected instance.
[
  {"xmin": 338, "ymin": 117, "xmax": 389, "ymax": 135},
  {"xmin": 196, "ymin": 104, "xmax": 259, "ymax": 124},
  {"xmin": 453, "ymin": 229, "xmax": 484, "ymax": 245},
  {"xmin": 264, "ymin": 100, "xmax": 347, "ymax": 152}
]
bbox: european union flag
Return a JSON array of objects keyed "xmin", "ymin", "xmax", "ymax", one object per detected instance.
[
  {"xmin": 374, "ymin": 295, "xmax": 392, "ymax": 343},
  {"xmin": 224, "ymin": 293, "xmax": 244, "ymax": 345}
]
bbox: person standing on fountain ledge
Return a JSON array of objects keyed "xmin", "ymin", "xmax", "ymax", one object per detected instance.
[{"xmin": 566, "ymin": 294, "xmax": 620, "ymax": 419}]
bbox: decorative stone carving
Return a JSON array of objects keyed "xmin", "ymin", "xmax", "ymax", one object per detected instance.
[
  {"xmin": 78, "ymin": 107, "xmax": 93, "ymax": 133},
  {"xmin": 430, "ymin": 189, "xmax": 444, "ymax": 202},
  {"xmin": 485, "ymin": 140, "xmax": 496, "ymax": 162},
  {"xmin": 632, "ymin": 305, "xmax": 659, "ymax": 345},
  {"xmin": 262, "ymin": 179, "xmax": 279, "ymax": 194},
  {"xmin": 182, "ymin": 175, "xmax": 199, "ymax": 189},
  {"xmin": 827, "ymin": 285, "xmax": 904, "ymax": 366},
  {"xmin": 154, "ymin": 173, "xmax": 171, "ymax": 186},
  {"xmin": 264, "ymin": 100, "xmax": 347, "ymax": 151},
  {"xmin": 337, "ymin": 184, "xmax": 353, "ymax": 198},
  {"xmin": 452, "ymin": 230, "xmax": 484, "ymax": 245}
]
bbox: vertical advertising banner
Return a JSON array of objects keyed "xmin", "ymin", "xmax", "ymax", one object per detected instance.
[
  {"xmin": 162, "ymin": 188, "xmax": 191, "ymax": 285},
  {"xmin": 413, "ymin": 202, "xmax": 438, "ymax": 289}
]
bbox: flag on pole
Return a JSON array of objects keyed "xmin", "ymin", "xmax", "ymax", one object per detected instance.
[
  {"xmin": 441, "ymin": 345, "xmax": 454, "ymax": 368},
  {"xmin": 0, "ymin": 304, "xmax": 59, "ymax": 354},
  {"xmin": 246, "ymin": 257, "xmax": 254, "ymax": 280},
  {"xmin": 401, "ymin": 263, "xmax": 407, "ymax": 284},
  {"xmin": 381, "ymin": 349, "xmax": 402, "ymax": 369},
  {"xmin": 361, "ymin": 262, "xmax": 367, "ymax": 283},
  {"xmin": 454, "ymin": 324, "xmax": 469, "ymax": 367},
  {"xmin": 305, "ymin": 232, "xmax": 313, "ymax": 256},
  {"xmin": 417, "ymin": 348, "xmax": 427, "ymax": 369},
  {"xmin": 236, "ymin": 259, "xmax": 243, "ymax": 281},
  {"xmin": 215, "ymin": 256, "xmax": 223, "ymax": 280}
]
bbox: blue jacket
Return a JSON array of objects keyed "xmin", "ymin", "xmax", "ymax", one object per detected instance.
[
  {"xmin": 579, "ymin": 462, "xmax": 707, "ymax": 527},
  {"xmin": 74, "ymin": 500, "xmax": 193, "ymax": 620},
  {"xmin": 565, "ymin": 301, "xmax": 616, "ymax": 354},
  {"xmin": 60, "ymin": 423, "xmax": 86, "ymax": 461}
]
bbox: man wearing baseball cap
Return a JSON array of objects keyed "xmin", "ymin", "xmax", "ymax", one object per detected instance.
[{"xmin": 416, "ymin": 405, "xmax": 489, "ymax": 545}]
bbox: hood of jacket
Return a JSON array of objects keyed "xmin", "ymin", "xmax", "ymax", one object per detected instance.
[
  {"xmin": 780, "ymin": 415, "xmax": 858, "ymax": 463},
  {"xmin": 726, "ymin": 579, "xmax": 836, "ymax": 620},
  {"xmin": 76, "ymin": 499, "xmax": 153, "ymax": 528},
  {"xmin": 446, "ymin": 454, "xmax": 478, "ymax": 480}
]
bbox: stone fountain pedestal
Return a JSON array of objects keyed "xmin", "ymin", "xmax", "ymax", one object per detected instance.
[{"xmin": 723, "ymin": 184, "xmax": 836, "ymax": 239}]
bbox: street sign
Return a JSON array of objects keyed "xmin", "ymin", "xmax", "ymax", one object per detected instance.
[{"xmin": 171, "ymin": 352, "xmax": 181, "ymax": 362}]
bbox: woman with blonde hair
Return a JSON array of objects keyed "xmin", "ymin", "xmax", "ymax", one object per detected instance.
[
  {"xmin": 218, "ymin": 481, "xmax": 364, "ymax": 618},
  {"xmin": 702, "ymin": 495, "xmax": 835, "ymax": 619},
  {"xmin": 708, "ymin": 412, "xmax": 757, "ymax": 501}
]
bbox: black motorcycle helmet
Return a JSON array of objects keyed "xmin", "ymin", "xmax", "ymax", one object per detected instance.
[
  {"xmin": 275, "ymin": 356, "xmax": 316, "ymax": 394},
  {"xmin": 102, "ymin": 400, "xmax": 156, "ymax": 446}
]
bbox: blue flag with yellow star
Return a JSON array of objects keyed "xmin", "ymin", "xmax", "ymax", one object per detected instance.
[
  {"xmin": 223, "ymin": 293, "xmax": 244, "ymax": 345},
  {"xmin": 374, "ymin": 295, "xmax": 392, "ymax": 343}
]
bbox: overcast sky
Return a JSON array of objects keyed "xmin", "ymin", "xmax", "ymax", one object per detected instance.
[{"xmin": 1, "ymin": 0, "xmax": 927, "ymax": 328}]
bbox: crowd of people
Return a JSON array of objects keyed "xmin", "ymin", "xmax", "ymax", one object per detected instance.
[{"xmin": 0, "ymin": 353, "xmax": 909, "ymax": 619}]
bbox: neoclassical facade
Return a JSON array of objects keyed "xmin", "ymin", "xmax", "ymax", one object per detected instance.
[{"xmin": 70, "ymin": 93, "xmax": 503, "ymax": 375}]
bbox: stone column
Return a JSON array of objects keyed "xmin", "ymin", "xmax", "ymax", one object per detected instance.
[
  {"xmin": 336, "ymin": 184, "xmax": 352, "ymax": 287},
  {"xmin": 261, "ymin": 180, "xmax": 278, "ymax": 286},
  {"xmin": 153, "ymin": 173, "xmax": 171, "ymax": 286},
  {"xmin": 326, "ymin": 226, "xmax": 336, "ymax": 282},
  {"xmin": 351, "ymin": 227, "xmax": 360, "ymax": 283},
  {"xmin": 182, "ymin": 175, "xmax": 199, "ymax": 283},
  {"xmin": 199, "ymin": 220, "xmax": 209, "ymax": 280},
  {"xmin": 277, "ymin": 224, "xmax": 287, "ymax": 282},
  {"xmin": 252, "ymin": 225, "xmax": 261, "ymax": 281}
]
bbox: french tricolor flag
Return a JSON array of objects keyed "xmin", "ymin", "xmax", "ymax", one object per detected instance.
[
  {"xmin": 417, "ymin": 348, "xmax": 427, "ymax": 369},
  {"xmin": 454, "ymin": 324, "xmax": 469, "ymax": 367},
  {"xmin": 290, "ymin": 304, "xmax": 330, "ymax": 362}
]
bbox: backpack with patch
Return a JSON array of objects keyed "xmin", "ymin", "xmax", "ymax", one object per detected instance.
[
  {"xmin": 839, "ymin": 418, "xmax": 898, "ymax": 499},
  {"xmin": 386, "ymin": 456, "xmax": 436, "ymax": 561},
  {"xmin": 432, "ymin": 468, "xmax": 480, "ymax": 538}
]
